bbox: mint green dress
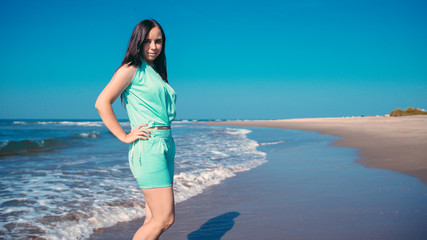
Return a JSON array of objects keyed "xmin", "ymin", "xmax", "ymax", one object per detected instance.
[{"xmin": 121, "ymin": 61, "xmax": 177, "ymax": 189}]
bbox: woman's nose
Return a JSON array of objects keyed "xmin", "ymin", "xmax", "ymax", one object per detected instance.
[{"xmin": 150, "ymin": 41, "xmax": 157, "ymax": 49}]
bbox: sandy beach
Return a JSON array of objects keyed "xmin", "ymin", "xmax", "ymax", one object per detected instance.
[{"xmin": 208, "ymin": 116, "xmax": 427, "ymax": 185}]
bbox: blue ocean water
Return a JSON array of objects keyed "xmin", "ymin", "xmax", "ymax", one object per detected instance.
[{"xmin": 0, "ymin": 120, "xmax": 266, "ymax": 239}]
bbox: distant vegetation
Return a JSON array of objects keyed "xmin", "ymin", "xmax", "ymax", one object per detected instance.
[{"xmin": 390, "ymin": 107, "xmax": 427, "ymax": 117}]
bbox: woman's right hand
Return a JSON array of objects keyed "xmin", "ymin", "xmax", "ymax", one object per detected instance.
[{"xmin": 122, "ymin": 124, "xmax": 151, "ymax": 144}]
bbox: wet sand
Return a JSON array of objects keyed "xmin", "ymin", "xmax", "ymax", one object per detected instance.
[{"xmin": 208, "ymin": 116, "xmax": 427, "ymax": 185}]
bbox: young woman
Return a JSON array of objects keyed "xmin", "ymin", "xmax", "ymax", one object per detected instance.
[{"xmin": 95, "ymin": 19, "xmax": 177, "ymax": 240}]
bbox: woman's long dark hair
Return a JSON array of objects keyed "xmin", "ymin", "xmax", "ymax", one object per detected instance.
[{"xmin": 119, "ymin": 19, "xmax": 167, "ymax": 108}]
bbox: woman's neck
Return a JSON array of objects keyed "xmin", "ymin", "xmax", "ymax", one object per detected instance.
[{"xmin": 143, "ymin": 59, "xmax": 154, "ymax": 67}]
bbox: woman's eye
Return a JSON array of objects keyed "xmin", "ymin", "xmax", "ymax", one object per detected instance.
[{"xmin": 155, "ymin": 40, "xmax": 162, "ymax": 44}]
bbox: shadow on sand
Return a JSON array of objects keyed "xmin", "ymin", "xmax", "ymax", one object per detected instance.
[{"xmin": 187, "ymin": 211, "xmax": 240, "ymax": 240}]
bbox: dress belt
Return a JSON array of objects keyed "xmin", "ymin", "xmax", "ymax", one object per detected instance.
[{"xmin": 146, "ymin": 126, "xmax": 170, "ymax": 130}]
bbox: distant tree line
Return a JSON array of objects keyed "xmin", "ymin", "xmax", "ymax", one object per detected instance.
[{"xmin": 390, "ymin": 107, "xmax": 427, "ymax": 117}]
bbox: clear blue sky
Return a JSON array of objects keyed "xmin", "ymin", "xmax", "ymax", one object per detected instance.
[{"xmin": 1, "ymin": 0, "xmax": 426, "ymax": 120}]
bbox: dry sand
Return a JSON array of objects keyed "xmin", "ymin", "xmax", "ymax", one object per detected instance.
[{"xmin": 208, "ymin": 115, "xmax": 427, "ymax": 185}]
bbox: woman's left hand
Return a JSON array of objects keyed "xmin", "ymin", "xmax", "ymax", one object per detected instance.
[{"xmin": 122, "ymin": 124, "xmax": 151, "ymax": 144}]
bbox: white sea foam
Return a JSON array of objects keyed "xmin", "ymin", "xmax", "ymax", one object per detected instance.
[
  {"xmin": 11, "ymin": 121, "xmax": 133, "ymax": 128},
  {"xmin": 259, "ymin": 140, "xmax": 285, "ymax": 145},
  {"xmin": 0, "ymin": 140, "xmax": 9, "ymax": 148},
  {"xmin": 225, "ymin": 128, "xmax": 252, "ymax": 135},
  {"xmin": 37, "ymin": 121, "xmax": 104, "ymax": 127},
  {"xmin": 12, "ymin": 121, "xmax": 27, "ymax": 125},
  {"xmin": 209, "ymin": 150, "xmax": 230, "ymax": 157},
  {"xmin": 11, "ymin": 121, "xmax": 107, "ymax": 127},
  {"xmin": 79, "ymin": 131, "xmax": 100, "ymax": 138},
  {"xmin": 175, "ymin": 119, "xmax": 189, "ymax": 123}
]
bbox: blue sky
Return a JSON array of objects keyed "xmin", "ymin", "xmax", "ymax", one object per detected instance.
[{"xmin": 1, "ymin": 0, "xmax": 426, "ymax": 120}]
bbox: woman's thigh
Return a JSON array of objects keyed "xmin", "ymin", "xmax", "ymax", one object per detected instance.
[{"xmin": 141, "ymin": 186, "xmax": 175, "ymax": 220}]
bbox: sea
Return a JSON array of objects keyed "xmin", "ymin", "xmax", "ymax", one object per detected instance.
[
  {"xmin": 1, "ymin": 119, "xmax": 427, "ymax": 239},
  {"xmin": 0, "ymin": 119, "xmax": 267, "ymax": 239}
]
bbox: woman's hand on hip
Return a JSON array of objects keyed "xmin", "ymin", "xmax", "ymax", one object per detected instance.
[{"xmin": 123, "ymin": 124, "xmax": 151, "ymax": 144}]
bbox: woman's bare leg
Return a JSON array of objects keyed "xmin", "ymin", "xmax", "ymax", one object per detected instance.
[
  {"xmin": 143, "ymin": 201, "xmax": 152, "ymax": 225},
  {"xmin": 133, "ymin": 186, "xmax": 175, "ymax": 240}
]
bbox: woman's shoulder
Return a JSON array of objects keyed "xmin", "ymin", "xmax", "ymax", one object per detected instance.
[
  {"xmin": 117, "ymin": 63, "xmax": 138, "ymax": 76},
  {"xmin": 115, "ymin": 63, "xmax": 139, "ymax": 84}
]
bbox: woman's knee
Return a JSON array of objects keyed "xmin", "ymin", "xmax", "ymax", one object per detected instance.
[
  {"xmin": 168, "ymin": 213, "xmax": 175, "ymax": 227},
  {"xmin": 143, "ymin": 215, "xmax": 152, "ymax": 224},
  {"xmin": 163, "ymin": 213, "xmax": 175, "ymax": 230},
  {"xmin": 155, "ymin": 213, "xmax": 175, "ymax": 231}
]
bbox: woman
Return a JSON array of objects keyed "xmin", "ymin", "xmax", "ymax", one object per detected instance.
[{"xmin": 95, "ymin": 19, "xmax": 177, "ymax": 240}]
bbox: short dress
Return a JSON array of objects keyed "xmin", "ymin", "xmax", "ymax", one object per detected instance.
[{"xmin": 121, "ymin": 61, "xmax": 177, "ymax": 189}]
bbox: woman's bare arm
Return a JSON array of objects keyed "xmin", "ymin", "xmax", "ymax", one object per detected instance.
[{"xmin": 95, "ymin": 64, "xmax": 140, "ymax": 143}]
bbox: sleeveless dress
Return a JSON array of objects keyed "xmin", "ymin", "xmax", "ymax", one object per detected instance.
[{"xmin": 121, "ymin": 61, "xmax": 177, "ymax": 189}]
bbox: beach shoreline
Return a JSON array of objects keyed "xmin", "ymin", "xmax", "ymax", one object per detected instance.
[
  {"xmin": 89, "ymin": 123, "xmax": 427, "ymax": 239},
  {"xmin": 207, "ymin": 116, "xmax": 427, "ymax": 185}
]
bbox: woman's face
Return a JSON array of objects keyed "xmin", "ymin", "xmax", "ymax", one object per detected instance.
[{"xmin": 142, "ymin": 27, "xmax": 163, "ymax": 65}]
